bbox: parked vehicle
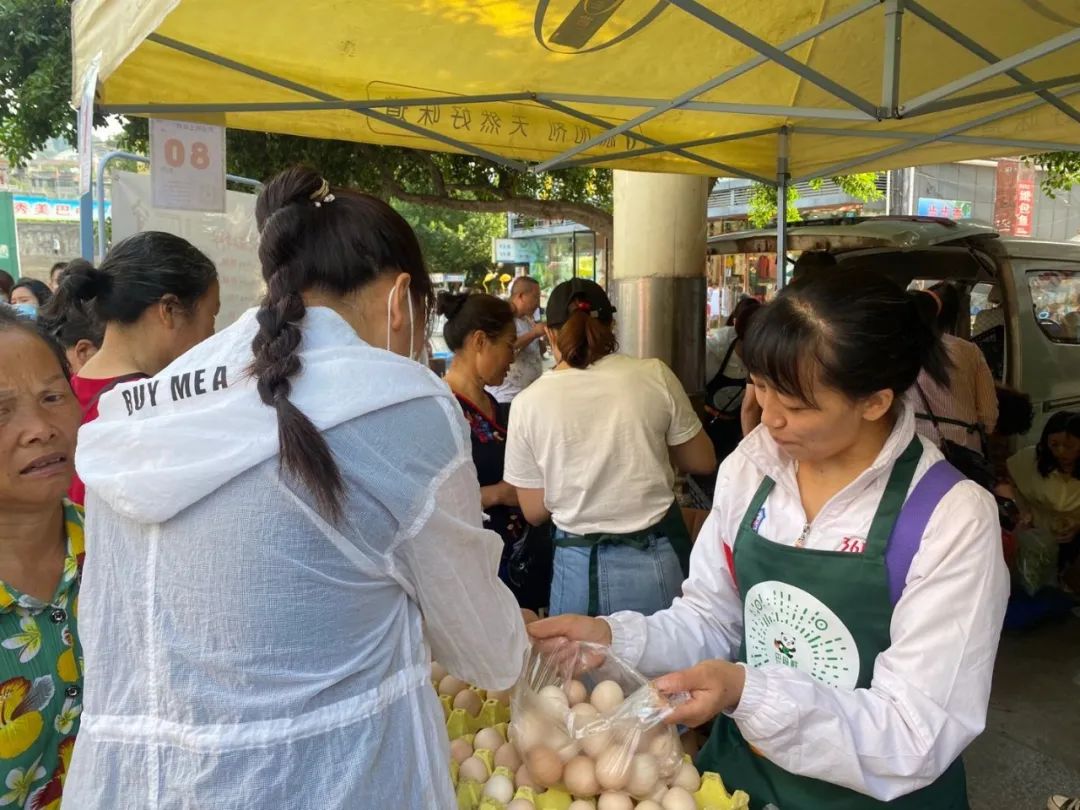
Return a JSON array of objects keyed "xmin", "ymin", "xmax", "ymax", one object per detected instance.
[{"xmin": 708, "ymin": 216, "xmax": 1080, "ymax": 444}]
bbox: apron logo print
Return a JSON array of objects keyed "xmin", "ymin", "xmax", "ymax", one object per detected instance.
[
  {"xmin": 773, "ymin": 633, "xmax": 797, "ymax": 663},
  {"xmin": 751, "ymin": 507, "xmax": 766, "ymax": 532},
  {"xmin": 744, "ymin": 581, "xmax": 860, "ymax": 689}
]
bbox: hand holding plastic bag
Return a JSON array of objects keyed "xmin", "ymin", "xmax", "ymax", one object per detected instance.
[{"xmin": 510, "ymin": 640, "xmax": 689, "ymax": 799}]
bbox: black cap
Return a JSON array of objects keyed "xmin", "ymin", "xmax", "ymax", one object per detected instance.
[{"xmin": 546, "ymin": 278, "xmax": 616, "ymax": 328}]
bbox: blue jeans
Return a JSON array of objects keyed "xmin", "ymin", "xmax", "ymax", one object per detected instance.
[{"xmin": 549, "ymin": 533, "xmax": 684, "ymax": 617}]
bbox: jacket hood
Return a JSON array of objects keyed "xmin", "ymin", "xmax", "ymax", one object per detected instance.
[{"xmin": 75, "ymin": 307, "xmax": 450, "ymax": 524}]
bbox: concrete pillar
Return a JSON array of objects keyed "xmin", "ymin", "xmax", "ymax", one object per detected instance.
[{"xmin": 611, "ymin": 170, "xmax": 709, "ymax": 394}]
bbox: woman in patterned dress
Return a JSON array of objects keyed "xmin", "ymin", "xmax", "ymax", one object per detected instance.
[{"xmin": 0, "ymin": 306, "xmax": 85, "ymax": 810}]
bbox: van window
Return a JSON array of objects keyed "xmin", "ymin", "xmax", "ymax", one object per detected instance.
[{"xmin": 1027, "ymin": 270, "xmax": 1080, "ymax": 345}]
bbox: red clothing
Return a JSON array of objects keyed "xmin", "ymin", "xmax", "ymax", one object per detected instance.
[{"xmin": 68, "ymin": 374, "xmax": 146, "ymax": 505}]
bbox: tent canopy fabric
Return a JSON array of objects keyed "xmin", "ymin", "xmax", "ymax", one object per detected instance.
[{"xmin": 72, "ymin": 0, "xmax": 1080, "ymax": 184}]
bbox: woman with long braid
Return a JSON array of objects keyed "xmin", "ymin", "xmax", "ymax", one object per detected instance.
[{"xmin": 63, "ymin": 167, "xmax": 528, "ymax": 808}]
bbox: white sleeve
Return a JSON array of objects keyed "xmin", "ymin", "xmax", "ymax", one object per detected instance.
[
  {"xmin": 730, "ymin": 481, "xmax": 1009, "ymax": 801},
  {"xmin": 503, "ymin": 398, "xmax": 543, "ymax": 489},
  {"xmin": 606, "ymin": 479, "xmax": 744, "ymax": 677},
  {"xmin": 394, "ymin": 453, "xmax": 528, "ymax": 692},
  {"xmin": 658, "ymin": 361, "xmax": 703, "ymax": 446}
]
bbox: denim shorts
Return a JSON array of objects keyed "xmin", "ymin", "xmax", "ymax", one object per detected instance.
[{"xmin": 549, "ymin": 533, "xmax": 684, "ymax": 617}]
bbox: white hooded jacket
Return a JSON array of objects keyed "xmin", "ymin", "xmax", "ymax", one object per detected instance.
[
  {"xmin": 606, "ymin": 407, "xmax": 1009, "ymax": 801},
  {"xmin": 67, "ymin": 307, "xmax": 527, "ymax": 809}
]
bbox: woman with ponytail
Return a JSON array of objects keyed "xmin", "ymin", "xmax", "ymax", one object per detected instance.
[
  {"xmin": 42, "ymin": 234, "xmax": 220, "ymax": 504},
  {"xmin": 530, "ymin": 269, "xmax": 1009, "ymax": 809},
  {"xmin": 63, "ymin": 167, "xmax": 527, "ymax": 808},
  {"xmin": 504, "ymin": 278, "xmax": 716, "ymax": 618}
]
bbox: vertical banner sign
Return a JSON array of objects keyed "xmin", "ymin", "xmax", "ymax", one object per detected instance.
[
  {"xmin": 993, "ymin": 159, "xmax": 1020, "ymax": 235},
  {"xmin": 1014, "ymin": 164, "xmax": 1037, "ymax": 238},
  {"xmin": 150, "ymin": 120, "xmax": 227, "ymax": 213},
  {"xmin": 77, "ymin": 58, "xmax": 99, "ymax": 196}
]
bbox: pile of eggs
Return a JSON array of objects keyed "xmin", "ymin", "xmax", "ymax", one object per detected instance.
[{"xmin": 431, "ymin": 661, "xmax": 750, "ymax": 810}]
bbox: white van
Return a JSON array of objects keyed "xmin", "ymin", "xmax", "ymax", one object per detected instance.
[{"xmin": 708, "ymin": 217, "xmax": 1080, "ymax": 443}]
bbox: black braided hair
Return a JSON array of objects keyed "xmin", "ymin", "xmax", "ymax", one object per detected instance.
[{"xmin": 251, "ymin": 166, "xmax": 432, "ymax": 520}]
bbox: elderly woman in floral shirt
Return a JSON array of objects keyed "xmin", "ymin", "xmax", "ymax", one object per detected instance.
[{"xmin": 0, "ymin": 306, "xmax": 84, "ymax": 809}]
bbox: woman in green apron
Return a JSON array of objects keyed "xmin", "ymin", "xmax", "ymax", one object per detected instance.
[{"xmin": 530, "ymin": 269, "xmax": 1009, "ymax": 809}]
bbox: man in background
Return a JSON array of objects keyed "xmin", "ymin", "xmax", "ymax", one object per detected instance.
[
  {"xmin": 0, "ymin": 270, "xmax": 12, "ymax": 302},
  {"xmin": 487, "ymin": 275, "xmax": 545, "ymax": 405}
]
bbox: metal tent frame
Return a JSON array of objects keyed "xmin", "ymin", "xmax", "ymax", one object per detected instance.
[{"xmin": 82, "ymin": 0, "xmax": 1080, "ymax": 282}]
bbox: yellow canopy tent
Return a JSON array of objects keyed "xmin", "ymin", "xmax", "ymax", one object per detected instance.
[{"xmin": 73, "ymin": 0, "xmax": 1080, "ymax": 186}]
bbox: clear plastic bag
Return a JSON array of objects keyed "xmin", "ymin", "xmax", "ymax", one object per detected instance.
[
  {"xmin": 1016, "ymin": 527, "xmax": 1059, "ymax": 596},
  {"xmin": 509, "ymin": 641, "xmax": 689, "ymax": 799}
]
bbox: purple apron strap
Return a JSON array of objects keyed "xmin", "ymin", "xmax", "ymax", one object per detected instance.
[{"xmin": 885, "ymin": 460, "xmax": 966, "ymax": 606}]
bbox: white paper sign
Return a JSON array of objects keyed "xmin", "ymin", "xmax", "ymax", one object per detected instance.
[
  {"xmin": 112, "ymin": 171, "xmax": 262, "ymax": 330},
  {"xmin": 150, "ymin": 120, "xmax": 227, "ymax": 213}
]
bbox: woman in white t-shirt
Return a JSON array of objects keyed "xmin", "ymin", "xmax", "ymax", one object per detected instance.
[{"xmin": 504, "ymin": 278, "xmax": 715, "ymax": 617}]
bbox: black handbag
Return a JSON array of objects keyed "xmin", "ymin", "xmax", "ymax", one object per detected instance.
[{"xmin": 915, "ymin": 385, "xmax": 997, "ymax": 492}]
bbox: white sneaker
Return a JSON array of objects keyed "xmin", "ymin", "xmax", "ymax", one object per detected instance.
[{"xmin": 1048, "ymin": 796, "xmax": 1080, "ymax": 810}]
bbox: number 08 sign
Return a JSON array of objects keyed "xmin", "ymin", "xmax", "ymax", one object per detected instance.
[{"xmin": 150, "ymin": 120, "xmax": 226, "ymax": 213}]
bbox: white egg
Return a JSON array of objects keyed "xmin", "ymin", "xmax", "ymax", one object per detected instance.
[
  {"xmin": 646, "ymin": 732, "xmax": 677, "ymax": 766},
  {"xmin": 569, "ymin": 702, "xmax": 601, "ymax": 733},
  {"xmin": 431, "ymin": 661, "xmax": 448, "ymax": 683},
  {"xmin": 590, "ymin": 680, "xmax": 625, "ymax": 714},
  {"xmin": 449, "ymin": 737, "xmax": 473, "ymax": 764},
  {"xmin": 635, "ymin": 802, "xmax": 663, "ymax": 810},
  {"xmin": 581, "ymin": 726, "xmax": 614, "ymax": 758},
  {"xmin": 494, "ymin": 741, "xmax": 522, "ymax": 771},
  {"xmin": 626, "ymin": 754, "xmax": 659, "ymax": 798},
  {"xmin": 474, "ymin": 727, "xmax": 505, "ymax": 752},
  {"xmin": 563, "ymin": 755, "xmax": 599, "ymax": 797},
  {"xmin": 671, "ymin": 761, "xmax": 701, "ymax": 793},
  {"xmin": 595, "ymin": 746, "xmax": 630, "ymax": 791},
  {"xmin": 538, "ymin": 684, "xmax": 571, "ymax": 721},
  {"xmin": 660, "ymin": 786, "xmax": 697, "ymax": 810},
  {"xmin": 483, "ymin": 773, "xmax": 515, "ymax": 804},
  {"xmin": 458, "ymin": 756, "xmax": 489, "ymax": 783},
  {"xmin": 508, "ymin": 800, "xmax": 537, "ymax": 810},
  {"xmin": 598, "ymin": 792, "xmax": 635, "ymax": 810},
  {"xmin": 438, "ymin": 675, "xmax": 468, "ymax": 697},
  {"xmin": 566, "ymin": 679, "xmax": 588, "ymax": 706},
  {"xmin": 569, "ymin": 801, "xmax": 597, "ymax": 810}
]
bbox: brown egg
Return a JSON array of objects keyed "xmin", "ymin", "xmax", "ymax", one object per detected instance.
[
  {"xmin": 635, "ymin": 802, "xmax": 663, "ymax": 810},
  {"xmin": 453, "ymin": 689, "xmax": 483, "ymax": 717},
  {"xmin": 515, "ymin": 764, "xmax": 537, "ymax": 789},
  {"xmin": 459, "ymin": 755, "xmax": 489, "ymax": 783},
  {"xmin": 494, "ymin": 741, "xmax": 522, "ymax": 771},
  {"xmin": 431, "ymin": 661, "xmax": 448, "ymax": 684},
  {"xmin": 566, "ymin": 679, "xmax": 588, "ymax": 706},
  {"xmin": 563, "ymin": 755, "xmax": 600, "ymax": 797},
  {"xmin": 439, "ymin": 675, "xmax": 468, "ymax": 697},
  {"xmin": 525, "ymin": 745, "xmax": 564, "ymax": 788},
  {"xmin": 595, "ymin": 747, "xmax": 630, "ymax": 791},
  {"xmin": 488, "ymin": 688, "xmax": 512, "ymax": 706},
  {"xmin": 474, "ymin": 727, "xmax": 505, "ymax": 752},
  {"xmin": 449, "ymin": 737, "xmax": 473, "ymax": 764}
]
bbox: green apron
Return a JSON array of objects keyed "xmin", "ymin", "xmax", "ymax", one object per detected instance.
[
  {"xmin": 554, "ymin": 501, "xmax": 692, "ymax": 617},
  {"xmin": 698, "ymin": 438, "xmax": 968, "ymax": 810}
]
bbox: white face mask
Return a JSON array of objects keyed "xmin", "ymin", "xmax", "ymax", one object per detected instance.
[{"xmin": 386, "ymin": 283, "xmax": 427, "ymax": 365}]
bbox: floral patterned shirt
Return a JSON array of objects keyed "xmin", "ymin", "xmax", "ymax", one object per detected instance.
[{"xmin": 0, "ymin": 501, "xmax": 84, "ymax": 810}]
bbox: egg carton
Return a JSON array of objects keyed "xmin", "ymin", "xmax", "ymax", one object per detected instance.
[{"xmin": 453, "ymin": 769, "xmax": 750, "ymax": 810}]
